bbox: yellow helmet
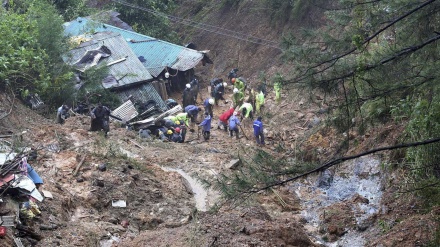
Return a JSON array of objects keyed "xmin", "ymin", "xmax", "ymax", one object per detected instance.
[
  {"xmin": 167, "ymin": 130, "xmax": 173, "ymax": 135},
  {"xmin": 175, "ymin": 120, "xmax": 180, "ymax": 125}
]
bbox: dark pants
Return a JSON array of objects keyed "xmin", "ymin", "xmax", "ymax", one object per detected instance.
[
  {"xmin": 255, "ymin": 132, "xmax": 265, "ymax": 145},
  {"xmin": 202, "ymin": 130, "xmax": 210, "ymax": 140},
  {"xmin": 90, "ymin": 117, "xmax": 110, "ymax": 136},
  {"xmin": 229, "ymin": 128, "xmax": 239, "ymax": 139}
]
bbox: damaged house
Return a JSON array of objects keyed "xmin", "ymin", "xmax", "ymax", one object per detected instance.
[
  {"xmin": 64, "ymin": 32, "xmax": 168, "ymax": 122},
  {"xmin": 63, "ymin": 17, "xmax": 212, "ymax": 95}
]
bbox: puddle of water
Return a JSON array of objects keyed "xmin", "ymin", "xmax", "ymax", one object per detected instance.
[
  {"xmin": 161, "ymin": 167, "xmax": 208, "ymax": 212},
  {"xmin": 294, "ymin": 156, "xmax": 382, "ymax": 246}
]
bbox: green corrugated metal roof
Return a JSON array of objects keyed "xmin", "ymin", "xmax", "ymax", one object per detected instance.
[
  {"xmin": 65, "ymin": 32, "xmax": 153, "ymax": 89},
  {"xmin": 63, "ymin": 17, "xmax": 205, "ymax": 77}
]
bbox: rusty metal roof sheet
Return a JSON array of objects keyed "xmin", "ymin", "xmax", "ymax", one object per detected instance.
[
  {"xmin": 64, "ymin": 32, "xmax": 153, "ymax": 89},
  {"xmin": 63, "ymin": 17, "xmax": 205, "ymax": 77}
]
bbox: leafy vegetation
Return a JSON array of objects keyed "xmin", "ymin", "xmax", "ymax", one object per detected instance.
[{"xmin": 110, "ymin": 0, "xmax": 181, "ymax": 43}]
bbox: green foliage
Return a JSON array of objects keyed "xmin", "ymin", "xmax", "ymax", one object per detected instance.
[
  {"xmin": 0, "ymin": 8, "xmax": 50, "ymax": 94},
  {"xmin": 111, "ymin": 0, "xmax": 180, "ymax": 43},
  {"xmin": 212, "ymin": 148, "xmax": 317, "ymax": 202},
  {"xmin": 52, "ymin": 0, "xmax": 92, "ymax": 21},
  {"xmin": 76, "ymin": 66, "xmax": 121, "ymax": 109},
  {"xmin": 390, "ymin": 90, "xmax": 440, "ymax": 207}
]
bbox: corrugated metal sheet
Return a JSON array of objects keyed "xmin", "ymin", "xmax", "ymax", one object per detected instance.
[
  {"xmin": 64, "ymin": 32, "xmax": 153, "ymax": 89},
  {"xmin": 115, "ymin": 83, "xmax": 168, "ymax": 112},
  {"xmin": 63, "ymin": 17, "xmax": 204, "ymax": 77},
  {"xmin": 111, "ymin": 100, "xmax": 139, "ymax": 122}
]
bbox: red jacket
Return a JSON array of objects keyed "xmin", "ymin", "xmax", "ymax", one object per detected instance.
[{"xmin": 219, "ymin": 108, "xmax": 235, "ymax": 123}]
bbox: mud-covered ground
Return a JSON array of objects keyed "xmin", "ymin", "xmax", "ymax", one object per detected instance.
[{"xmin": 1, "ymin": 84, "xmax": 438, "ymax": 247}]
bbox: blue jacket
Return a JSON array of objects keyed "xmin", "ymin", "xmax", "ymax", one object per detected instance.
[
  {"xmin": 184, "ymin": 105, "xmax": 199, "ymax": 116},
  {"xmin": 199, "ymin": 115, "xmax": 212, "ymax": 131},
  {"xmin": 253, "ymin": 120, "xmax": 263, "ymax": 135},
  {"xmin": 203, "ymin": 98, "xmax": 211, "ymax": 108},
  {"xmin": 228, "ymin": 115, "xmax": 240, "ymax": 130}
]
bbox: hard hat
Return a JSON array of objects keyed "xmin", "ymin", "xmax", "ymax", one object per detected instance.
[
  {"xmin": 175, "ymin": 120, "xmax": 180, "ymax": 125},
  {"xmin": 167, "ymin": 130, "xmax": 173, "ymax": 135},
  {"xmin": 165, "ymin": 72, "xmax": 170, "ymax": 78},
  {"xmin": 233, "ymin": 88, "xmax": 239, "ymax": 94},
  {"xmin": 208, "ymin": 98, "xmax": 214, "ymax": 105},
  {"xmin": 231, "ymin": 78, "xmax": 236, "ymax": 83},
  {"xmin": 233, "ymin": 111, "xmax": 238, "ymax": 116},
  {"xmin": 186, "ymin": 84, "xmax": 191, "ymax": 89},
  {"xmin": 223, "ymin": 82, "xmax": 227, "ymax": 87},
  {"xmin": 175, "ymin": 127, "xmax": 181, "ymax": 133}
]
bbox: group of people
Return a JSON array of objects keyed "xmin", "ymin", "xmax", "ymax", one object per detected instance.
[{"xmin": 56, "ymin": 68, "xmax": 266, "ymax": 145}]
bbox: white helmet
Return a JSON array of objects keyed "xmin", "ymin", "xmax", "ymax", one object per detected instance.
[
  {"xmin": 223, "ymin": 82, "xmax": 228, "ymax": 87},
  {"xmin": 186, "ymin": 84, "xmax": 191, "ymax": 89},
  {"xmin": 233, "ymin": 88, "xmax": 239, "ymax": 94},
  {"xmin": 208, "ymin": 98, "xmax": 215, "ymax": 105}
]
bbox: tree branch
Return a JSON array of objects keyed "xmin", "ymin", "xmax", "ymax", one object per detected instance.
[
  {"xmin": 249, "ymin": 137, "xmax": 440, "ymax": 193},
  {"xmin": 296, "ymin": 0, "xmax": 437, "ymax": 82}
]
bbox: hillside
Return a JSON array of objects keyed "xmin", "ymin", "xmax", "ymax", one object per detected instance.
[{"xmin": 1, "ymin": 0, "xmax": 439, "ymax": 246}]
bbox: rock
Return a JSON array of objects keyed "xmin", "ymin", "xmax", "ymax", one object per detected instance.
[
  {"xmin": 165, "ymin": 158, "xmax": 174, "ymax": 162},
  {"xmin": 318, "ymin": 107, "xmax": 328, "ymax": 114},
  {"xmin": 311, "ymin": 117, "xmax": 321, "ymax": 126},
  {"xmin": 76, "ymin": 177, "xmax": 84, "ymax": 183},
  {"xmin": 316, "ymin": 169, "xmax": 334, "ymax": 189},
  {"xmin": 225, "ymin": 159, "xmax": 241, "ymax": 170},
  {"xmin": 352, "ymin": 193, "xmax": 369, "ymax": 204},
  {"xmin": 297, "ymin": 112, "xmax": 305, "ymax": 119},
  {"xmin": 98, "ymin": 164, "xmax": 107, "ymax": 172}
]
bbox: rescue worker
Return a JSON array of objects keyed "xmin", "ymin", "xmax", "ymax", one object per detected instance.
[
  {"xmin": 214, "ymin": 82, "xmax": 228, "ymax": 105},
  {"xmin": 165, "ymin": 98, "xmax": 179, "ymax": 109},
  {"xmin": 139, "ymin": 129, "xmax": 152, "ymax": 140},
  {"xmin": 253, "ymin": 116, "xmax": 265, "ymax": 145},
  {"xmin": 56, "ymin": 104, "xmax": 70, "ymax": 124},
  {"xmin": 232, "ymin": 77, "xmax": 245, "ymax": 93},
  {"xmin": 165, "ymin": 129, "xmax": 173, "ymax": 140},
  {"xmin": 171, "ymin": 127, "xmax": 183, "ymax": 143},
  {"xmin": 182, "ymin": 83, "xmax": 193, "ymax": 108},
  {"xmin": 228, "ymin": 111, "xmax": 241, "ymax": 139},
  {"xmin": 184, "ymin": 105, "xmax": 201, "ymax": 124},
  {"xmin": 239, "ymin": 102, "xmax": 254, "ymax": 120},
  {"xmin": 199, "ymin": 111, "xmax": 212, "ymax": 141},
  {"xmin": 90, "ymin": 103, "xmax": 111, "ymax": 137},
  {"xmin": 162, "ymin": 118, "xmax": 177, "ymax": 129},
  {"xmin": 210, "ymin": 78, "xmax": 223, "ymax": 96},
  {"xmin": 154, "ymin": 126, "xmax": 168, "ymax": 141},
  {"xmin": 248, "ymin": 88, "xmax": 256, "ymax": 111},
  {"xmin": 232, "ymin": 88, "xmax": 244, "ymax": 108},
  {"xmin": 218, "ymin": 107, "xmax": 235, "ymax": 132},
  {"xmin": 256, "ymin": 91, "xmax": 265, "ymax": 113},
  {"xmin": 175, "ymin": 113, "xmax": 189, "ymax": 141},
  {"xmin": 190, "ymin": 78, "xmax": 200, "ymax": 103},
  {"xmin": 175, "ymin": 112, "xmax": 190, "ymax": 127},
  {"xmin": 203, "ymin": 98, "xmax": 215, "ymax": 117},
  {"xmin": 228, "ymin": 68, "xmax": 238, "ymax": 83},
  {"xmin": 274, "ymin": 80, "xmax": 282, "ymax": 103}
]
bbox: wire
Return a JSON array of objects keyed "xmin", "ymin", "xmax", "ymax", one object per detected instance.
[{"xmin": 110, "ymin": 0, "xmax": 283, "ymax": 50}]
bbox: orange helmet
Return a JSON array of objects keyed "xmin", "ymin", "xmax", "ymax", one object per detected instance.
[{"xmin": 231, "ymin": 78, "xmax": 236, "ymax": 83}]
